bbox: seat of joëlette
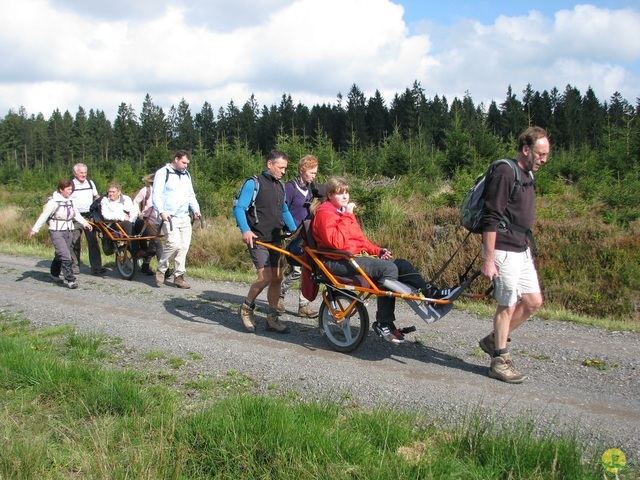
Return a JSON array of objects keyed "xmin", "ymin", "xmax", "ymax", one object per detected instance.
[{"xmin": 301, "ymin": 218, "xmax": 373, "ymax": 289}]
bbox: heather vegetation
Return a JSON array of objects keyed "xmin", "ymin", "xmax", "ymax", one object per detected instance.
[{"xmin": 1, "ymin": 82, "xmax": 639, "ymax": 324}]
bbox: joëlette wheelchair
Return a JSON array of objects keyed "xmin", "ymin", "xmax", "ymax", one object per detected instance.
[
  {"xmin": 87, "ymin": 214, "xmax": 167, "ymax": 280},
  {"xmin": 256, "ymin": 218, "xmax": 485, "ymax": 353}
]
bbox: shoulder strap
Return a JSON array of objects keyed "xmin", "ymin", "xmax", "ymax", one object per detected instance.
[
  {"xmin": 490, "ymin": 158, "xmax": 521, "ymax": 203},
  {"xmin": 165, "ymin": 167, "xmax": 191, "ymax": 183},
  {"xmin": 243, "ymin": 175, "xmax": 260, "ymax": 224}
]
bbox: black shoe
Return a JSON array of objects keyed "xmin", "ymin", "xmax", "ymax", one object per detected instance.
[
  {"xmin": 164, "ymin": 268, "xmax": 174, "ymax": 280},
  {"xmin": 421, "ymin": 283, "xmax": 441, "ymax": 298},
  {"xmin": 140, "ymin": 264, "xmax": 154, "ymax": 275},
  {"xmin": 91, "ymin": 267, "xmax": 108, "ymax": 275},
  {"xmin": 434, "ymin": 285, "xmax": 463, "ymax": 300},
  {"xmin": 372, "ymin": 322, "xmax": 404, "ymax": 344},
  {"xmin": 422, "ymin": 284, "xmax": 461, "ymax": 300}
]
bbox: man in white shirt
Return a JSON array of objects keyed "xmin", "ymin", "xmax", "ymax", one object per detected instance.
[
  {"xmin": 70, "ymin": 163, "xmax": 106, "ymax": 275},
  {"xmin": 152, "ymin": 150, "xmax": 201, "ymax": 289}
]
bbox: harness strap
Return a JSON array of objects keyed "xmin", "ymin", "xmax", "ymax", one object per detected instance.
[{"xmin": 498, "ymin": 219, "xmax": 538, "ymax": 255}]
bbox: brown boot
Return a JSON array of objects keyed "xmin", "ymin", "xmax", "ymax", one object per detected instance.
[
  {"xmin": 174, "ymin": 274, "xmax": 191, "ymax": 289},
  {"xmin": 479, "ymin": 334, "xmax": 495, "ymax": 357},
  {"xmin": 239, "ymin": 303, "xmax": 256, "ymax": 332},
  {"xmin": 479, "ymin": 334, "xmax": 511, "ymax": 358},
  {"xmin": 266, "ymin": 313, "xmax": 290, "ymax": 334},
  {"xmin": 297, "ymin": 304, "xmax": 318, "ymax": 318},
  {"xmin": 155, "ymin": 270, "xmax": 165, "ymax": 287},
  {"xmin": 489, "ymin": 353, "xmax": 525, "ymax": 384}
]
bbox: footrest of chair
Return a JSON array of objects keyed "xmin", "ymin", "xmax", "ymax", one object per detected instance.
[{"xmin": 398, "ymin": 326, "xmax": 416, "ymax": 334}]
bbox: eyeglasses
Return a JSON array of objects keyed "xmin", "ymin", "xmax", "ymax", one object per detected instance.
[{"xmin": 531, "ymin": 149, "xmax": 550, "ymax": 159}]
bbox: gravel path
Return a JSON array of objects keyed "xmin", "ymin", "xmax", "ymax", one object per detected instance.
[{"xmin": 1, "ymin": 253, "xmax": 638, "ymax": 461}]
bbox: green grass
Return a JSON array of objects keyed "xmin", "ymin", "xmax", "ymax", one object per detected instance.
[{"xmin": 0, "ymin": 311, "xmax": 627, "ymax": 479}]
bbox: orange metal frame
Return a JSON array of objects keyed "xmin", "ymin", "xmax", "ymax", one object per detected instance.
[{"xmin": 256, "ymin": 239, "xmax": 455, "ymax": 325}]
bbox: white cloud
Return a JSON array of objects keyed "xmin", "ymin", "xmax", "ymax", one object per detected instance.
[
  {"xmin": 0, "ymin": 0, "xmax": 638, "ymax": 121},
  {"xmin": 423, "ymin": 6, "xmax": 640, "ymax": 106}
]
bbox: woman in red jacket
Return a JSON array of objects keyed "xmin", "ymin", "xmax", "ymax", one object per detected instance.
[{"xmin": 313, "ymin": 177, "xmax": 453, "ymax": 344}]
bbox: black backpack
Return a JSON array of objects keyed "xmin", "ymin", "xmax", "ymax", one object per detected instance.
[
  {"xmin": 459, "ymin": 158, "xmax": 532, "ymax": 234},
  {"xmin": 89, "ymin": 195, "xmax": 104, "ymax": 222},
  {"xmin": 459, "ymin": 158, "xmax": 537, "ymax": 253}
]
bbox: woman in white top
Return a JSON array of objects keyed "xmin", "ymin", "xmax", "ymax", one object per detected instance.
[{"xmin": 30, "ymin": 178, "xmax": 93, "ymax": 289}]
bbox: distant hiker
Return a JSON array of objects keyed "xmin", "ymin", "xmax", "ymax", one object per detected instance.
[
  {"xmin": 70, "ymin": 163, "xmax": 106, "ymax": 275},
  {"xmin": 29, "ymin": 178, "xmax": 93, "ymax": 289},
  {"xmin": 152, "ymin": 150, "xmax": 201, "ymax": 289},
  {"xmin": 133, "ymin": 174, "xmax": 164, "ymax": 276}
]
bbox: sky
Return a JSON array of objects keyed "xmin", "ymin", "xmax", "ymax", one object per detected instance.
[{"xmin": 1, "ymin": 0, "xmax": 639, "ymax": 121}]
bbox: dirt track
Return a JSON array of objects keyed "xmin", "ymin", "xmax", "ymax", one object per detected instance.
[{"xmin": 1, "ymin": 253, "xmax": 638, "ymax": 461}]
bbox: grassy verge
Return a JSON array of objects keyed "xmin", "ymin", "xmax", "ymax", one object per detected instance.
[{"xmin": 0, "ymin": 311, "xmax": 622, "ymax": 479}]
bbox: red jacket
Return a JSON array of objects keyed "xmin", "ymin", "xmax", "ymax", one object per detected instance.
[{"xmin": 313, "ymin": 201, "xmax": 381, "ymax": 258}]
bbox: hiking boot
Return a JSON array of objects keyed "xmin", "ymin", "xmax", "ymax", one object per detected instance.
[
  {"xmin": 479, "ymin": 334, "xmax": 495, "ymax": 357},
  {"xmin": 91, "ymin": 267, "xmax": 107, "ymax": 275},
  {"xmin": 140, "ymin": 263, "xmax": 154, "ymax": 275},
  {"xmin": 239, "ymin": 303, "xmax": 256, "ymax": 332},
  {"xmin": 372, "ymin": 321, "xmax": 404, "ymax": 345},
  {"xmin": 479, "ymin": 334, "xmax": 511, "ymax": 358},
  {"xmin": 266, "ymin": 313, "xmax": 290, "ymax": 334},
  {"xmin": 297, "ymin": 304, "xmax": 318, "ymax": 318},
  {"xmin": 174, "ymin": 274, "xmax": 191, "ymax": 289},
  {"xmin": 277, "ymin": 296, "xmax": 286, "ymax": 313},
  {"xmin": 489, "ymin": 353, "xmax": 526, "ymax": 384},
  {"xmin": 66, "ymin": 281, "xmax": 79, "ymax": 289},
  {"xmin": 155, "ymin": 270, "xmax": 165, "ymax": 287}
]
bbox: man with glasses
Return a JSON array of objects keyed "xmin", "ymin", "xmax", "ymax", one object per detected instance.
[{"xmin": 478, "ymin": 126, "xmax": 549, "ymax": 384}]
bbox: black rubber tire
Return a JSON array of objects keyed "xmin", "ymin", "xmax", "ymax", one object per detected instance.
[
  {"xmin": 115, "ymin": 244, "xmax": 137, "ymax": 280},
  {"xmin": 318, "ymin": 292, "xmax": 369, "ymax": 353}
]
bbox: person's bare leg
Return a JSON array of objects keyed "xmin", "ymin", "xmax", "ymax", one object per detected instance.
[
  {"xmin": 247, "ymin": 268, "xmax": 270, "ymax": 303},
  {"xmin": 507, "ymin": 292, "xmax": 543, "ymax": 336},
  {"xmin": 493, "ymin": 304, "xmax": 515, "ymax": 351}
]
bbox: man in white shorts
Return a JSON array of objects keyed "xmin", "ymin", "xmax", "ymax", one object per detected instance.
[{"xmin": 479, "ymin": 126, "xmax": 550, "ymax": 383}]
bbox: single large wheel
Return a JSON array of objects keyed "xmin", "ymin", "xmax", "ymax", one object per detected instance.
[
  {"xmin": 318, "ymin": 291, "xmax": 369, "ymax": 352},
  {"xmin": 115, "ymin": 243, "xmax": 137, "ymax": 280}
]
